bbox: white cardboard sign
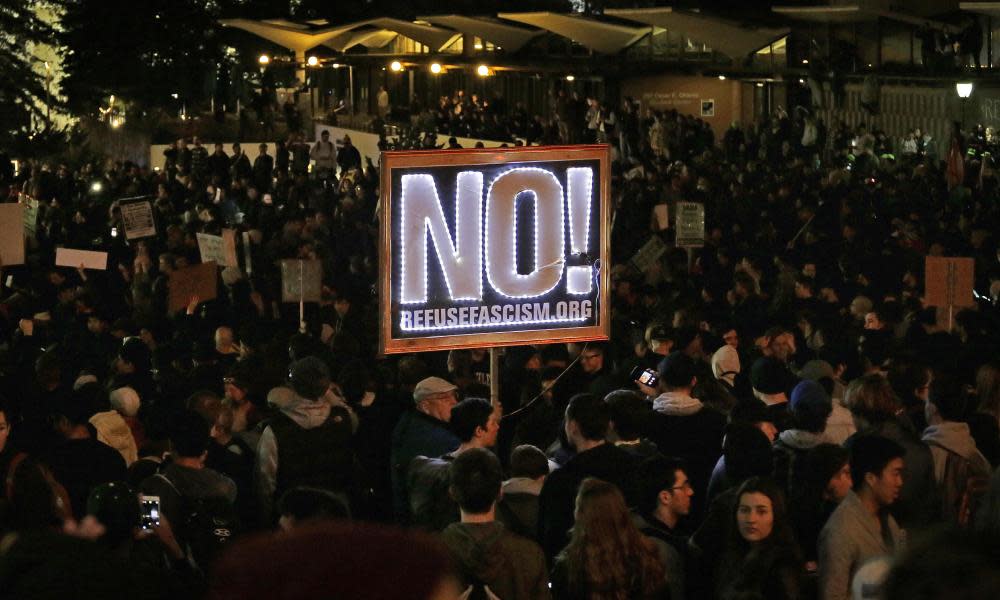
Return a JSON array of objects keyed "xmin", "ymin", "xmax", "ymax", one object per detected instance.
[{"xmin": 55, "ymin": 248, "xmax": 108, "ymax": 270}]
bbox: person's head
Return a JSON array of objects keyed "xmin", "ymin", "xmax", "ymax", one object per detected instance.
[
  {"xmin": 169, "ymin": 409, "xmax": 211, "ymax": 460},
  {"xmin": 564, "ymin": 393, "xmax": 610, "ymax": 448},
  {"xmin": 206, "ymin": 522, "xmax": 459, "ymax": 600},
  {"xmin": 117, "ymin": 336, "xmax": 151, "ymax": 374},
  {"xmin": 844, "ymin": 374, "xmax": 900, "ymax": 427},
  {"xmin": 0, "ymin": 401, "xmax": 10, "ymax": 452},
  {"xmin": 214, "ymin": 326, "xmax": 235, "ymax": 351},
  {"xmin": 564, "ymin": 478, "xmax": 666, "ymax": 596},
  {"xmin": 733, "ymin": 477, "xmax": 793, "ymax": 546},
  {"xmin": 789, "ymin": 380, "xmax": 832, "ymax": 433},
  {"xmin": 109, "ymin": 386, "xmax": 141, "ymax": 419},
  {"xmin": 711, "ymin": 344, "xmax": 741, "ymax": 388},
  {"xmin": 729, "ymin": 398, "xmax": 778, "ymax": 442},
  {"xmin": 448, "ymin": 447, "xmax": 502, "ymax": 516},
  {"xmin": 448, "ymin": 397, "xmax": 499, "ymax": 447},
  {"xmin": 975, "ymin": 360, "xmax": 1000, "ymax": 420},
  {"xmin": 413, "ymin": 377, "xmax": 459, "ymax": 422},
  {"xmin": 864, "ymin": 310, "xmax": 887, "ymax": 331},
  {"xmin": 848, "ymin": 434, "xmax": 905, "ymax": 507},
  {"xmin": 509, "ymin": 445, "xmax": 549, "ymax": 480},
  {"xmin": 802, "ymin": 443, "xmax": 853, "ymax": 502},
  {"xmin": 884, "ymin": 529, "xmax": 1000, "ymax": 600},
  {"xmin": 925, "ymin": 374, "xmax": 971, "ymax": 425},
  {"xmin": 638, "ymin": 456, "xmax": 693, "ymax": 521},
  {"xmin": 723, "ymin": 422, "xmax": 775, "ymax": 482},
  {"xmin": 86, "ymin": 481, "xmax": 140, "ymax": 547},
  {"xmin": 887, "ymin": 357, "xmax": 932, "ymax": 406},
  {"xmin": 657, "ymin": 352, "xmax": 697, "ymax": 391},
  {"xmin": 762, "ymin": 327, "xmax": 795, "ymax": 363},
  {"xmin": 750, "ymin": 356, "xmax": 787, "ymax": 397},
  {"xmin": 579, "ymin": 344, "xmax": 606, "ymax": 374},
  {"xmin": 288, "ymin": 356, "xmax": 331, "ymax": 401},
  {"xmin": 277, "ymin": 486, "xmax": 350, "ymax": 531},
  {"xmin": 604, "ymin": 389, "xmax": 649, "ymax": 442}
]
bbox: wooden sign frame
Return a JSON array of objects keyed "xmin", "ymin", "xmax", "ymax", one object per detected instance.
[{"xmin": 379, "ymin": 145, "xmax": 611, "ymax": 354}]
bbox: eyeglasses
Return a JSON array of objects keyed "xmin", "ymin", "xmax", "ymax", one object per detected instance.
[
  {"xmin": 581, "ymin": 353, "xmax": 601, "ymax": 361},
  {"xmin": 223, "ymin": 377, "xmax": 235, "ymax": 385},
  {"xmin": 670, "ymin": 481, "xmax": 693, "ymax": 492}
]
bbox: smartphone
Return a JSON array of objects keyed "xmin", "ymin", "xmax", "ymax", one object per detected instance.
[
  {"xmin": 111, "ymin": 227, "xmax": 119, "ymax": 238},
  {"xmin": 630, "ymin": 366, "xmax": 659, "ymax": 389},
  {"xmin": 140, "ymin": 495, "xmax": 161, "ymax": 530}
]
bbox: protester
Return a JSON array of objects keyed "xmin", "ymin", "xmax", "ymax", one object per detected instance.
[{"xmin": 551, "ymin": 478, "xmax": 669, "ymax": 599}]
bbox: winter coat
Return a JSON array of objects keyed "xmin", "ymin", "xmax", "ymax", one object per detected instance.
[{"xmin": 441, "ymin": 521, "xmax": 551, "ymax": 600}]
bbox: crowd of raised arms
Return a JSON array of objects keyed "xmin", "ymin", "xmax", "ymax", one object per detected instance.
[{"xmin": 0, "ymin": 94, "xmax": 999, "ymax": 600}]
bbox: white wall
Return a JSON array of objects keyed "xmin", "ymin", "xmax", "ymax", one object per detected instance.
[{"xmin": 148, "ymin": 126, "xmax": 516, "ymax": 172}]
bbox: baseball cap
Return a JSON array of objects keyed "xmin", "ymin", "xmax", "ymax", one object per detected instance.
[{"xmin": 413, "ymin": 377, "xmax": 457, "ymax": 403}]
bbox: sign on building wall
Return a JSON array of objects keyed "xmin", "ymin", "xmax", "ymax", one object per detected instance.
[{"xmin": 379, "ymin": 145, "xmax": 611, "ymax": 354}]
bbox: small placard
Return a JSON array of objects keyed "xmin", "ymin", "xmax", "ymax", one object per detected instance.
[
  {"xmin": 168, "ymin": 261, "xmax": 218, "ymax": 313},
  {"xmin": 630, "ymin": 235, "xmax": 668, "ymax": 273},
  {"xmin": 0, "ymin": 204, "xmax": 26, "ymax": 266},
  {"xmin": 925, "ymin": 257, "xmax": 975, "ymax": 308},
  {"xmin": 55, "ymin": 248, "xmax": 108, "ymax": 270},
  {"xmin": 653, "ymin": 204, "xmax": 669, "ymax": 231},
  {"xmin": 281, "ymin": 259, "xmax": 323, "ymax": 303},
  {"xmin": 196, "ymin": 230, "xmax": 238, "ymax": 267},
  {"xmin": 675, "ymin": 202, "xmax": 705, "ymax": 248},
  {"xmin": 121, "ymin": 199, "xmax": 156, "ymax": 240}
]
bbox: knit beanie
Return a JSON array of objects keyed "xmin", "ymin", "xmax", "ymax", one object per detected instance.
[
  {"xmin": 751, "ymin": 356, "xmax": 787, "ymax": 394},
  {"xmin": 790, "ymin": 380, "xmax": 832, "ymax": 417}
]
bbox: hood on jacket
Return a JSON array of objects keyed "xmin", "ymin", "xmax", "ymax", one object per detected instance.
[
  {"xmin": 922, "ymin": 421, "xmax": 981, "ymax": 460},
  {"xmin": 441, "ymin": 522, "xmax": 508, "ymax": 581},
  {"xmin": 777, "ymin": 429, "xmax": 827, "ymax": 450},
  {"xmin": 653, "ymin": 391, "xmax": 703, "ymax": 416},
  {"xmin": 282, "ymin": 396, "xmax": 332, "ymax": 429}
]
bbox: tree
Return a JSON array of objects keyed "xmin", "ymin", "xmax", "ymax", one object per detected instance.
[
  {"xmin": 0, "ymin": 0, "xmax": 60, "ymax": 145},
  {"xmin": 60, "ymin": 0, "xmax": 222, "ymax": 114}
]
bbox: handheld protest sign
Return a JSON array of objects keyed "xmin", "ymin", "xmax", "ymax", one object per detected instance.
[
  {"xmin": 925, "ymin": 256, "xmax": 975, "ymax": 331},
  {"xmin": 280, "ymin": 259, "xmax": 322, "ymax": 303},
  {"xmin": 0, "ymin": 204, "xmax": 26, "ymax": 266},
  {"xmin": 196, "ymin": 230, "xmax": 239, "ymax": 267},
  {"xmin": 55, "ymin": 248, "xmax": 108, "ymax": 270},
  {"xmin": 379, "ymin": 145, "xmax": 611, "ymax": 354},
  {"xmin": 120, "ymin": 199, "xmax": 157, "ymax": 240},
  {"xmin": 675, "ymin": 202, "xmax": 705, "ymax": 248},
  {"xmin": 21, "ymin": 198, "xmax": 39, "ymax": 237},
  {"xmin": 168, "ymin": 261, "xmax": 218, "ymax": 313}
]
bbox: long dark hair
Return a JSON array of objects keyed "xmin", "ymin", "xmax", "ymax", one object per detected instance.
[
  {"xmin": 559, "ymin": 478, "xmax": 666, "ymax": 600},
  {"xmin": 717, "ymin": 477, "xmax": 803, "ymax": 598}
]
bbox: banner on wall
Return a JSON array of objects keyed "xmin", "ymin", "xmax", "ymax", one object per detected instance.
[{"xmin": 378, "ymin": 145, "xmax": 611, "ymax": 354}]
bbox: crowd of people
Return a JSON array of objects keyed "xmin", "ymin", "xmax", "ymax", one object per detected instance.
[{"xmin": 0, "ymin": 85, "xmax": 999, "ymax": 599}]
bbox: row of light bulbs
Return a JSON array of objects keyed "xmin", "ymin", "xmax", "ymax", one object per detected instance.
[{"xmin": 257, "ymin": 54, "xmax": 576, "ymax": 80}]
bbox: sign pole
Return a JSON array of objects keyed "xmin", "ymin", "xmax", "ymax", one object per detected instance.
[
  {"xmin": 299, "ymin": 261, "xmax": 306, "ymax": 333},
  {"xmin": 489, "ymin": 347, "xmax": 500, "ymax": 408}
]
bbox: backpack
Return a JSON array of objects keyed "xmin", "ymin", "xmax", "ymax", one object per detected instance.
[
  {"xmin": 155, "ymin": 474, "xmax": 240, "ymax": 572},
  {"xmin": 928, "ymin": 444, "xmax": 991, "ymax": 527},
  {"xmin": 407, "ymin": 453, "xmax": 458, "ymax": 531}
]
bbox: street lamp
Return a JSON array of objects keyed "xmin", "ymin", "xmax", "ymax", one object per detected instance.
[
  {"xmin": 430, "ymin": 63, "xmax": 442, "ymax": 74},
  {"xmin": 957, "ymin": 82, "xmax": 973, "ymax": 129},
  {"xmin": 565, "ymin": 75, "xmax": 575, "ymax": 82},
  {"xmin": 390, "ymin": 60, "xmax": 403, "ymax": 72},
  {"xmin": 258, "ymin": 54, "xmax": 270, "ymax": 65},
  {"xmin": 307, "ymin": 56, "xmax": 319, "ymax": 67},
  {"xmin": 477, "ymin": 64, "xmax": 490, "ymax": 77}
]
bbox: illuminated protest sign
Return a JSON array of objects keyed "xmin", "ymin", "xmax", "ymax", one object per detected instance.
[{"xmin": 379, "ymin": 145, "xmax": 610, "ymax": 354}]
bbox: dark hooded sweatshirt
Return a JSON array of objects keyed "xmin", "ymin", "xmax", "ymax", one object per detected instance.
[{"xmin": 440, "ymin": 521, "xmax": 551, "ymax": 600}]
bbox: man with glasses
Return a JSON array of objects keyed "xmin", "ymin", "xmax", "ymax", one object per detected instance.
[
  {"xmin": 635, "ymin": 455, "xmax": 695, "ymax": 600},
  {"xmin": 577, "ymin": 343, "xmax": 618, "ymax": 399},
  {"xmin": 390, "ymin": 376, "xmax": 461, "ymax": 523}
]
